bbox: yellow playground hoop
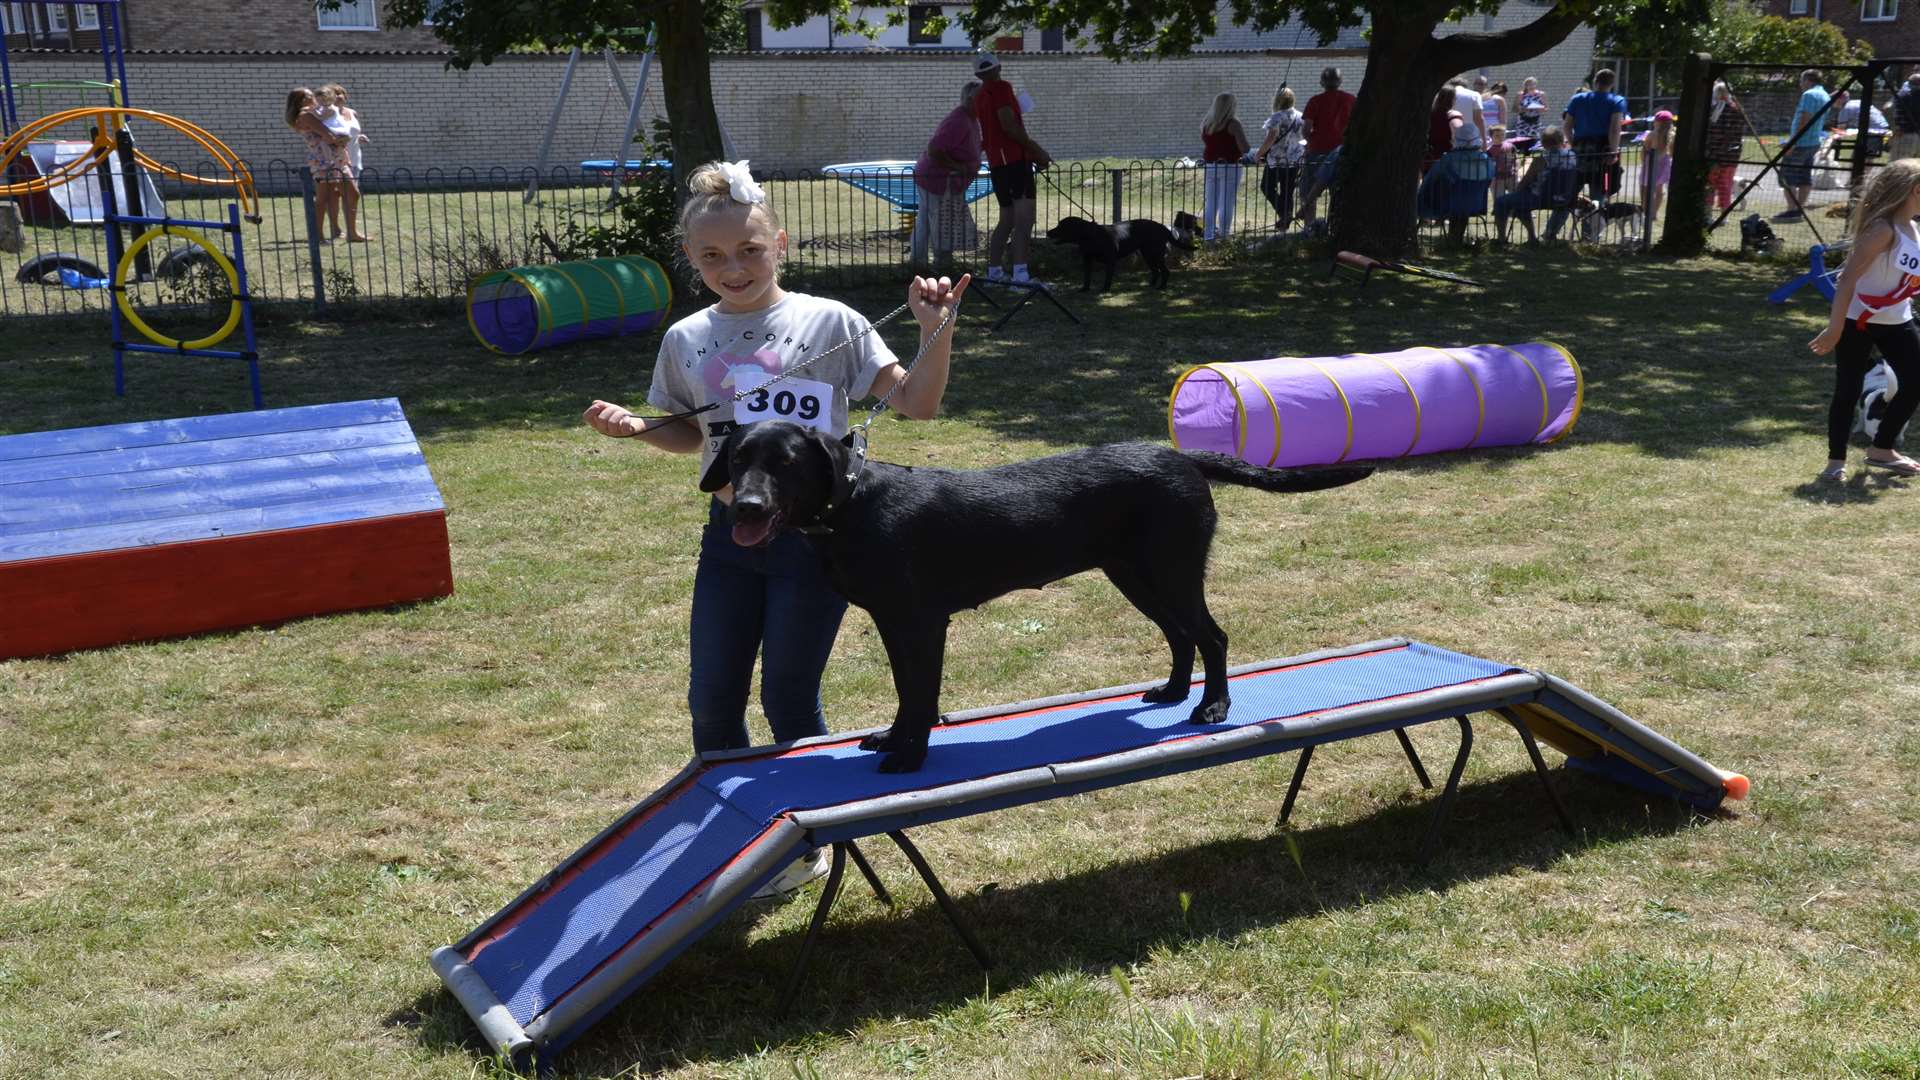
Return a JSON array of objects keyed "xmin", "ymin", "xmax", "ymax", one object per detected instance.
[{"xmin": 115, "ymin": 226, "xmax": 243, "ymax": 351}]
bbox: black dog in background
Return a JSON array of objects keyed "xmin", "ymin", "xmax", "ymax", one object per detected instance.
[
  {"xmin": 1045, "ymin": 215, "xmax": 1192, "ymax": 291},
  {"xmin": 709, "ymin": 421, "xmax": 1373, "ymax": 773}
]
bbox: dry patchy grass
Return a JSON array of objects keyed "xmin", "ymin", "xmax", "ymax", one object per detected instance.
[{"xmin": 2, "ymin": 243, "xmax": 1918, "ymax": 1079}]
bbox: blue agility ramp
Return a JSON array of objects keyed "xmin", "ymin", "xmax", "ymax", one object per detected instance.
[{"xmin": 432, "ymin": 639, "xmax": 1746, "ymax": 1059}]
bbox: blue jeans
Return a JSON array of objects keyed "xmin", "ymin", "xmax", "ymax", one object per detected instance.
[{"xmin": 688, "ymin": 498, "xmax": 849, "ymax": 753}]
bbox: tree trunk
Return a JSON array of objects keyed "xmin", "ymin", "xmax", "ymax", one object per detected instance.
[
  {"xmin": 1330, "ymin": 0, "xmax": 1591, "ymax": 255},
  {"xmin": 1332, "ymin": 13, "xmax": 1444, "ymax": 256},
  {"xmin": 654, "ymin": 0, "xmax": 728, "ymax": 195}
]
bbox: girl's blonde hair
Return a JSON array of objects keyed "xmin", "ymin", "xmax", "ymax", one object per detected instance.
[
  {"xmin": 284, "ymin": 88, "xmax": 313, "ymax": 128},
  {"xmin": 1273, "ymin": 86, "xmax": 1294, "ymax": 111},
  {"xmin": 677, "ymin": 161, "xmax": 783, "ymax": 238},
  {"xmin": 1848, "ymin": 159, "xmax": 1920, "ymax": 240},
  {"xmin": 1203, "ymin": 92, "xmax": 1238, "ymax": 135}
]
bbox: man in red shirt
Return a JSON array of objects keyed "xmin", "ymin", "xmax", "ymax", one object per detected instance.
[
  {"xmin": 1293, "ymin": 67, "xmax": 1356, "ymax": 230},
  {"xmin": 973, "ymin": 53, "xmax": 1052, "ymax": 286}
]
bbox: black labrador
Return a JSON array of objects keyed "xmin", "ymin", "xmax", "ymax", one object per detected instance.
[
  {"xmin": 1044, "ymin": 215, "xmax": 1192, "ymax": 291},
  {"xmin": 708, "ymin": 421, "xmax": 1372, "ymax": 773}
]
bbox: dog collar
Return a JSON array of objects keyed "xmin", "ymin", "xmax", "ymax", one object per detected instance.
[{"xmin": 797, "ymin": 431, "xmax": 868, "ymax": 536}]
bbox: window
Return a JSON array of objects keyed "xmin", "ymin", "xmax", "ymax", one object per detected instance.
[
  {"xmin": 908, "ymin": 5, "xmax": 942, "ymax": 45},
  {"xmin": 1788, "ymin": 0, "xmax": 1807, "ymax": 11},
  {"xmin": 46, "ymin": 3, "xmax": 66, "ymax": 31},
  {"xmin": 76, "ymin": 3, "xmax": 99, "ymax": 30},
  {"xmin": 317, "ymin": 0, "xmax": 378, "ymax": 30},
  {"xmin": 421, "ymin": 0, "xmax": 451, "ymax": 24},
  {"xmin": 1863, "ymin": 0, "xmax": 1896, "ymax": 18}
]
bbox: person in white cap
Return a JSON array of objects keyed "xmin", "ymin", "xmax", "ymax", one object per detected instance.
[{"xmin": 972, "ymin": 53, "xmax": 1052, "ymax": 286}]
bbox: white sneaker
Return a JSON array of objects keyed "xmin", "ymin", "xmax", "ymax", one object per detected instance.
[
  {"xmin": 1010, "ymin": 270, "xmax": 1046, "ymax": 289},
  {"xmin": 750, "ymin": 847, "xmax": 831, "ymax": 900},
  {"xmin": 985, "ymin": 266, "xmax": 1010, "ymax": 283}
]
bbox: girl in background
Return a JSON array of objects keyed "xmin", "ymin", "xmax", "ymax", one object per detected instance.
[
  {"xmin": 1705, "ymin": 81, "xmax": 1745, "ymax": 214},
  {"xmin": 318, "ymin": 83, "xmax": 371, "ymax": 242},
  {"xmin": 1642, "ymin": 109, "xmax": 1675, "ymax": 230},
  {"xmin": 1808, "ymin": 159, "xmax": 1920, "ymax": 482},
  {"xmin": 1199, "ymin": 92, "xmax": 1250, "ymax": 242}
]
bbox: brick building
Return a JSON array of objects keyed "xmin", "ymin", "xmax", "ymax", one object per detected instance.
[
  {"xmin": 1762, "ymin": 0, "xmax": 1919, "ymax": 60},
  {"xmin": 1, "ymin": 0, "xmax": 442, "ymax": 53}
]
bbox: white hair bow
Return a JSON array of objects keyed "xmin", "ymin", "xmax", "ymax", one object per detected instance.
[{"xmin": 716, "ymin": 160, "xmax": 765, "ymax": 205}]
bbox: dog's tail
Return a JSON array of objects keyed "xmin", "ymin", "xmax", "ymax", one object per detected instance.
[{"xmin": 1182, "ymin": 450, "xmax": 1373, "ymax": 493}]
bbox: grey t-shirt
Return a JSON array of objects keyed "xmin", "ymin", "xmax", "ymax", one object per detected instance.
[{"xmin": 647, "ymin": 292, "xmax": 897, "ymax": 488}]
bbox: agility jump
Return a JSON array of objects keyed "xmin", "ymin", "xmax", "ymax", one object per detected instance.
[{"xmin": 433, "ymin": 638, "xmax": 1745, "ymax": 1061}]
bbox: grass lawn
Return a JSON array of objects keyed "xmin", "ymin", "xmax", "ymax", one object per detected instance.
[{"xmin": 2, "ymin": 241, "xmax": 1918, "ymax": 1079}]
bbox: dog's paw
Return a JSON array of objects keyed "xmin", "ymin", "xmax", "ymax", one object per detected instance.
[
  {"xmin": 876, "ymin": 746, "xmax": 928, "ymax": 773},
  {"xmin": 858, "ymin": 730, "xmax": 899, "ymax": 753},
  {"xmin": 1140, "ymin": 683, "xmax": 1187, "ymax": 705},
  {"xmin": 1186, "ymin": 698, "xmax": 1231, "ymax": 726}
]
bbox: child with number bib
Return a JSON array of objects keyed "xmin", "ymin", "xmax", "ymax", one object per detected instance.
[
  {"xmin": 583, "ymin": 162, "xmax": 969, "ymax": 890},
  {"xmin": 1809, "ymin": 158, "xmax": 1920, "ymax": 482}
]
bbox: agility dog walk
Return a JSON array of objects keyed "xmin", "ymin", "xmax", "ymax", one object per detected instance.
[{"xmin": 433, "ymin": 638, "xmax": 1746, "ymax": 1061}]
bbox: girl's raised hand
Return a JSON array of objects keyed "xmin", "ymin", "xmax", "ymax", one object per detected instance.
[
  {"xmin": 907, "ymin": 273, "xmax": 971, "ymax": 329},
  {"xmin": 1809, "ymin": 326, "xmax": 1842, "ymax": 355}
]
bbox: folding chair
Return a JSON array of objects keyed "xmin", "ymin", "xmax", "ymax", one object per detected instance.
[{"xmin": 1535, "ymin": 167, "xmax": 1582, "ymax": 242}]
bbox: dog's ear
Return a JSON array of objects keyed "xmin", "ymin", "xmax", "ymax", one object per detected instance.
[{"xmin": 698, "ymin": 427, "xmax": 740, "ymax": 492}]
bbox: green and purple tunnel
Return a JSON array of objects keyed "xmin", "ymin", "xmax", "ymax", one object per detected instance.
[
  {"xmin": 1170, "ymin": 342, "xmax": 1583, "ymax": 466},
  {"xmin": 467, "ymin": 255, "xmax": 673, "ymax": 355}
]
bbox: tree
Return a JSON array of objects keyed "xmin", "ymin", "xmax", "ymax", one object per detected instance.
[
  {"xmin": 954, "ymin": 0, "xmax": 1669, "ymax": 255},
  {"xmin": 381, "ymin": 0, "xmax": 741, "ymax": 189},
  {"xmin": 1597, "ymin": 0, "xmax": 1869, "ymax": 68}
]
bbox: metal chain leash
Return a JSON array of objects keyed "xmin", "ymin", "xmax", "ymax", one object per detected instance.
[{"xmin": 630, "ymin": 295, "xmax": 956, "ymax": 431}]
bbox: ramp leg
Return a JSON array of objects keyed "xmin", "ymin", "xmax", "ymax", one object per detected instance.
[
  {"xmin": 1277, "ymin": 745, "xmax": 1314, "ymax": 824},
  {"xmin": 1499, "ymin": 710, "xmax": 1576, "ymax": 837},
  {"xmin": 776, "ymin": 844, "xmax": 851, "ymax": 1016},
  {"xmin": 1416, "ymin": 715, "xmax": 1474, "ymax": 864},
  {"xmin": 842, "ymin": 839, "xmax": 894, "ymax": 907},
  {"xmin": 1395, "ymin": 728, "xmax": 1434, "ymax": 789},
  {"xmin": 888, "ymin": 830, "xmax": 993, "ymax": 972}
]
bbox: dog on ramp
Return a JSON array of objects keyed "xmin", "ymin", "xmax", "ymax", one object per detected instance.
[{"xmin": 708, "ymin": 421, "xmax": 1372, "ymax": 772}]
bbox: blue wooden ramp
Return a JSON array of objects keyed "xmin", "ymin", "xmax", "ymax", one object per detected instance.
[{"xmin": 432, "ymin": 638, "xmax": 1746, "ymax": 1059}]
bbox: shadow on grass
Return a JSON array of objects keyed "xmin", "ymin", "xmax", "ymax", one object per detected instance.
[
  {"xmin": 0, "ymin": 249, "xmax": 1839, "ymax": 463},
  {"xmin": 396, "ymin": 764, "xmax": 1713, "ymax": 1076}
]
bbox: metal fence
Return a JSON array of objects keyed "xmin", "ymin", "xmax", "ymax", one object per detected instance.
[{"xmin": 0, "ymin": 142, "xmax": 1877, "ymax": 321}]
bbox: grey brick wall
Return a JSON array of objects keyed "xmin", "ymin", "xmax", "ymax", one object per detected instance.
[{"xmin": 6, "ymin": 27, "xmax": 1594, "ymax": 179}]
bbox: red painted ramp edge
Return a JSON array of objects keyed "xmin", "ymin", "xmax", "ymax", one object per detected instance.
[{"xmin": 0, "ymin": 511, "xmax": 454, "ymax": 659}]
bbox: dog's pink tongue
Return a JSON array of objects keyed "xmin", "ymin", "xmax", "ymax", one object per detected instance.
[{"xmin": 732, "ymin": 518, "xmax": 775, "ymax": 547}]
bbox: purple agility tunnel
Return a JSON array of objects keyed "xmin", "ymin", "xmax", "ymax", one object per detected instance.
[
  {"xmin": 1168, "ymin": 342, "xmax": 1583, "ymax": 467},
  {"xmin": 467, "ymin": 255, "xmax": 673, "ymax": 355}
]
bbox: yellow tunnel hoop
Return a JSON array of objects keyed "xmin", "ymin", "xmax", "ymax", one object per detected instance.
[
  {"xmin": 115, "ymin": 226, "xmax": 243, "ymax": 351},
  {"xmin": 1218, "ymin": 361, "xmax": 1285, "ymax": 466}
]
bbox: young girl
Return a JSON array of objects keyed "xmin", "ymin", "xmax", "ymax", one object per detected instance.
[
  {"xmin": 1199, "ymin": 92, "xmax": 1250, "ymax": 242},
  {"xmin": 317, "ymin": 83, "xmax": 370, "ymax": 242},
  {"xmin": 1641, "ymin": 110, "xmax": 1674, "ymax": 230},
  {"xmin": 583, "ymin": 160, "xmax": 970, "ymax": 753},
  {"xmin": 1488, "ymin": 123, "xmax": 1515, "ymax": 201},
  {"xmin": 1808, "ymin": 159, "xmax": 1920, "ymax": 482},
  {"xmin": 1254, "ymin": 85, "xmax": 1304, "ymax": 229}
]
